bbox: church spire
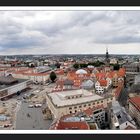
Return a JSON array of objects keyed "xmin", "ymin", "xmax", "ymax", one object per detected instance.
[
  {"xmin": 106, "ymin": 47, "xmax": 109, "ymax": 59},
  {"xmin": 105, "ymin": 47, "xmax": 110, "ymax": 65}
]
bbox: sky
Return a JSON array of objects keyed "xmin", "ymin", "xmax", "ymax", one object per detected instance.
[{"xmin": 1, "ymin": 10, "xmax": 140, "ymax": 55}]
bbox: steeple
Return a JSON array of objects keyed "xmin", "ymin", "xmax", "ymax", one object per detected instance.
[
  {"xmin": 105, "ymin": 47, "xmax": 110, "ymax": 65},
  {"xmin": 106, "ymin": 47, "xmax": 109, "ymax": 59}
]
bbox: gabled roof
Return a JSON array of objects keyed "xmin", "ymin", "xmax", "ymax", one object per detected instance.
[
  {"xmin": 114, "ymin": 81, "xmax": 124, "ymax": 98},
  {"xmin": 118, "ymin": 68, "xmax": 126, "ymax": 77},
  {"xmin": 81, "ymin": 80, "xmax": 94, "ymax": 88},
  {"xmin": 64, "ymin": 79, "xmax": 74, "ymax": 85},
  {"xmin": 95, "ymin": 72, "xmax": 106, "ymax": 80},
  {"xmin": 125, "ymin": 125, "xmax": 136, "ymax": 130},
  {"xmin": 98, "ymin": 79, "xmax": 107, "ymax": 87}
]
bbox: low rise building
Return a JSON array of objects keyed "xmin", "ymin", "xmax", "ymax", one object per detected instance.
[
  {"xmin": 0, "ymin": 75, "xmax": 31, "ymax": 100},
  {"xmin": 123, "ymin": 62, "xmax": 140, "ymax": 73},
  {"xmin": 129, "ymin": 97, "xmax": 140, "ymax": 126},
  {"xmin": 110, "ymin": 101, "xmax": 136, "ymax": 130},
  {"xmin": 95, "ymin": 80, "xmax": 108, "ymax": 94},
  {"xmin": 50, "ymin": 116, "xmax": 90, "ymax": 130},
  {"xmin": 46, "ymin": 89, "xmax": 115, "ymax": 118}
]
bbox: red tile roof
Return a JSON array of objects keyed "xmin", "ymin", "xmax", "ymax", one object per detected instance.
[
  {"xmin": 83, "ymin": 105, "xmax": 104, "ymax": 117},
  {"xmin": 129, "ymin": 97, "xmax": 140, "ymax": 112},
  {"xmin": 84, "ymin": 108, "xmax": 93, "ymax": 116},
  {"xmin": 98, "ymin": 79, "xmax": 107, "ymax": 87},
  {"xmin": 118, "ymin": 68, "xmax": 126, "ymax": 77},
  {"xmin": 114, "ymin": 81, "xmax": 124, "ymax": 98},
  {"xmin": 95, "ymin": 72, "xmax": 106, "ymax": 80},
  {"xmin": 56, "ymin": 121, "xmax": 89, "ymax": 130}
]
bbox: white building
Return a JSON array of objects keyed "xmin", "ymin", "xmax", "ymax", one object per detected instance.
[
  {"xmin": 46, "ymin": 89, "xmax": 115, "ymax": 119},
  {"xmin": 95, "ymin": 81, "xmax": 104, "ymax": 94},
  {"xmin": 0, "ymin": 78, "xmax": 31, "ymax": 100},
  {"xmin": 95, "ymin": 79, "xmax": 110, "ymax": 94},
  {"xmin": 111, "ymin": 101, "xmax": 136, "ymax": 130},
  {"xmin": 110, "ymin": 58, "xmax": 118, "ymax": 64}
]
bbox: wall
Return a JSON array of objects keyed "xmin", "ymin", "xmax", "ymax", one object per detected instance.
[{"xmin": 46, "ymin": 94, "xmax": 115, "ymax": 119}]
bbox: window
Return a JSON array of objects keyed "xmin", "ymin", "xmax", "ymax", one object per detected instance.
[
  {"xmin": 69, "ymin": 111, "xmax": 72, "ymax": 114},
  {"xmin": 88, "ymin": 104, "xmax": 91, "ymax": 106},
  {"xmin": 75, "ymin": 110, "xmax": 77, "ymax": 113},
  {"xmin": 93, "ymin": 102, "xmax": 95, "ymax": 105},
  {"xmin": 69, "ymin": 107, "xmax": 72, "ymax": 110},
  {"xmin": 97, "ymin": 102, "xmax": 99, "ymax": 104},
  {"xmin": 101, "ymin": 101, "xmax": 103, "ymax": 103},
  {"xmin": 79, "ymin": 106, "xmax": 82, "ymax": 108},
  {"xmin": 74, "ymin": 106, "xmax": 77, "ymax": 109},
  {"xmin": 84, "ymin": 104, "xmax": 86, "ymax": 107}
]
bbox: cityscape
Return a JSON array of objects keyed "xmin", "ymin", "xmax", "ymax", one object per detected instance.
[{"xmin": 0, "ymin": 10, "xmax": 140, "ymax": 130}]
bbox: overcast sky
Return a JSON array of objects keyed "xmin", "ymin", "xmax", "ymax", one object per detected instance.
[{"xmin": 1, "ymin": 11, "xmax": 140, "ymax": 55}]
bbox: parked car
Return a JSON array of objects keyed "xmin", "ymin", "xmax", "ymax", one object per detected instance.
[
  {"xmin": 28, "ymin": 104, "xmax": 34, "ymax": 108},
  {"xmin": 34, "ymin": 104, "xmax": 42, "ymax": 108}
]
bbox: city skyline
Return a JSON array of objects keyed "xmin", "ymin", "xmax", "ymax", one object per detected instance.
[{"xmin": 1, "ymin": 11, "xmax": 140, "ymax": 55}]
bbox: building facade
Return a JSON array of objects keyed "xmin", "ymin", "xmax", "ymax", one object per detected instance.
[
  {"xmin": 46, "ymin": 89, "xmax": 115, "ymax": 119},
  {"xmin": 129, "ymin": 97, "xmax": 140, "ymax": 126}
]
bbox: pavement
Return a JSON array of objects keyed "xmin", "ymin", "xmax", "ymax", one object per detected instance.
[
  {"xmin": 0, "ymin": 83, "xmax": 54, "ymax": 130},
  {"xmin": 15, "ymin": 102, "xmax": 52, "ymax": 130}
]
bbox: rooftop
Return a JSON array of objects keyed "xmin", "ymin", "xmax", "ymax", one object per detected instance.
[
  {"xmin": 47, "ymin": 89, "xmax": 103, "ymax": 107},
  {"xmin": 0, "ymin": 78, "xmax": 30, "ymax": 91},
  {"xmin": 112, "ymin": 101, "xmax": 134, "ymax": 125},
  {"xmin": 0, "ymin": 75, "xmax": 18, "ymax": 85},
  {"xmin": 129, "ymin": 97, "xmax": 140, "ymax": 112},
  {"xmin": 55, "ymin": 120, "xmax": 90, "ymax": 130},
  {"xmin": 76, "ymin": 69, "xmax": 88, "ymax": 75}
]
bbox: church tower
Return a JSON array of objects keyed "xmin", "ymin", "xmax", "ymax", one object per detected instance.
[{"xmin": 105, "ymin": 47, "xmax": 110, "ymax": 65}]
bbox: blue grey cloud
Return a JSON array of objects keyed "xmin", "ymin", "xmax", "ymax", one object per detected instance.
[{"xmin": 0, "ymin": 11, "xmax": 140, "ymax": 55}]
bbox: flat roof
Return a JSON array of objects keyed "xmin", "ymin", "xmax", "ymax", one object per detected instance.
[
  {"xmin": 0, "ymin": 78, "xmax": 30, "ymax": 91},
  {"xmin": 47, "ymin": 89, "xmax": 103, "ymax": 107}
]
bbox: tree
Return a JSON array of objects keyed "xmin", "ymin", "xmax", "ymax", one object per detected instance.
[
  {"xmin": 73, "ymin": 63, "xmax": 79, "ymax": 69},
  {"xmin": 50, "ymin": 71, "xmax": 57, "ymax": 82},
  {"xmin": 110, "ymin": 64, "xmax": 120, "ymax": 70},
  {"xmin": 55, "ymin": 63, "xmax": 61, "ymax": 68}
]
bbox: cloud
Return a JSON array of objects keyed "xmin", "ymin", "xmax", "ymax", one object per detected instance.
[{"xmin": 1, "ymin": 10, "xmax": 140, "ymax": 55}]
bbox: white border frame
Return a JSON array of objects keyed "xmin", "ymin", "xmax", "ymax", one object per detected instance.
[
  {"xmin": 0, "ymin": 6, "xmax": 140, "ymax": 10},
  {"xmin": 0, "ymin": 6, "xmax": 140, "ymax": 133}
]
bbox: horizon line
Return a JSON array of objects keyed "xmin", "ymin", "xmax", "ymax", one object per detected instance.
[{"xmin": 1, "ymin": 53, "xmax": 140, "ymax": 56}]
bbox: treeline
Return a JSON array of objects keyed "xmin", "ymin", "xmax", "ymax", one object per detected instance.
[
  {"xmin": 73, "ymin": 61, "xmax": 105, "ymax": 69},
  {"xmin": 73, "ymin": 61, "xmax": 121, "ymax": 71}
]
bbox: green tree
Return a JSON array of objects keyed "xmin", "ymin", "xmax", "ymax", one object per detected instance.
[
  {"xmin": 80, "ymin": 63, "xmax": 88, "ymax": 68},
  {"xmin": 110, "ymin": 64, "xmax": 120, "ymax": 70},
  {"xmin": 50, "ymin": 71, "xmax": 57, "ymax": 82},
  {"xmin": 55, "ymin": 63, "xmax": 61, "ymax": 68},
  {"xmin": 73, "ymin": 63, "xmax": 79, "ymax": 69}
]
